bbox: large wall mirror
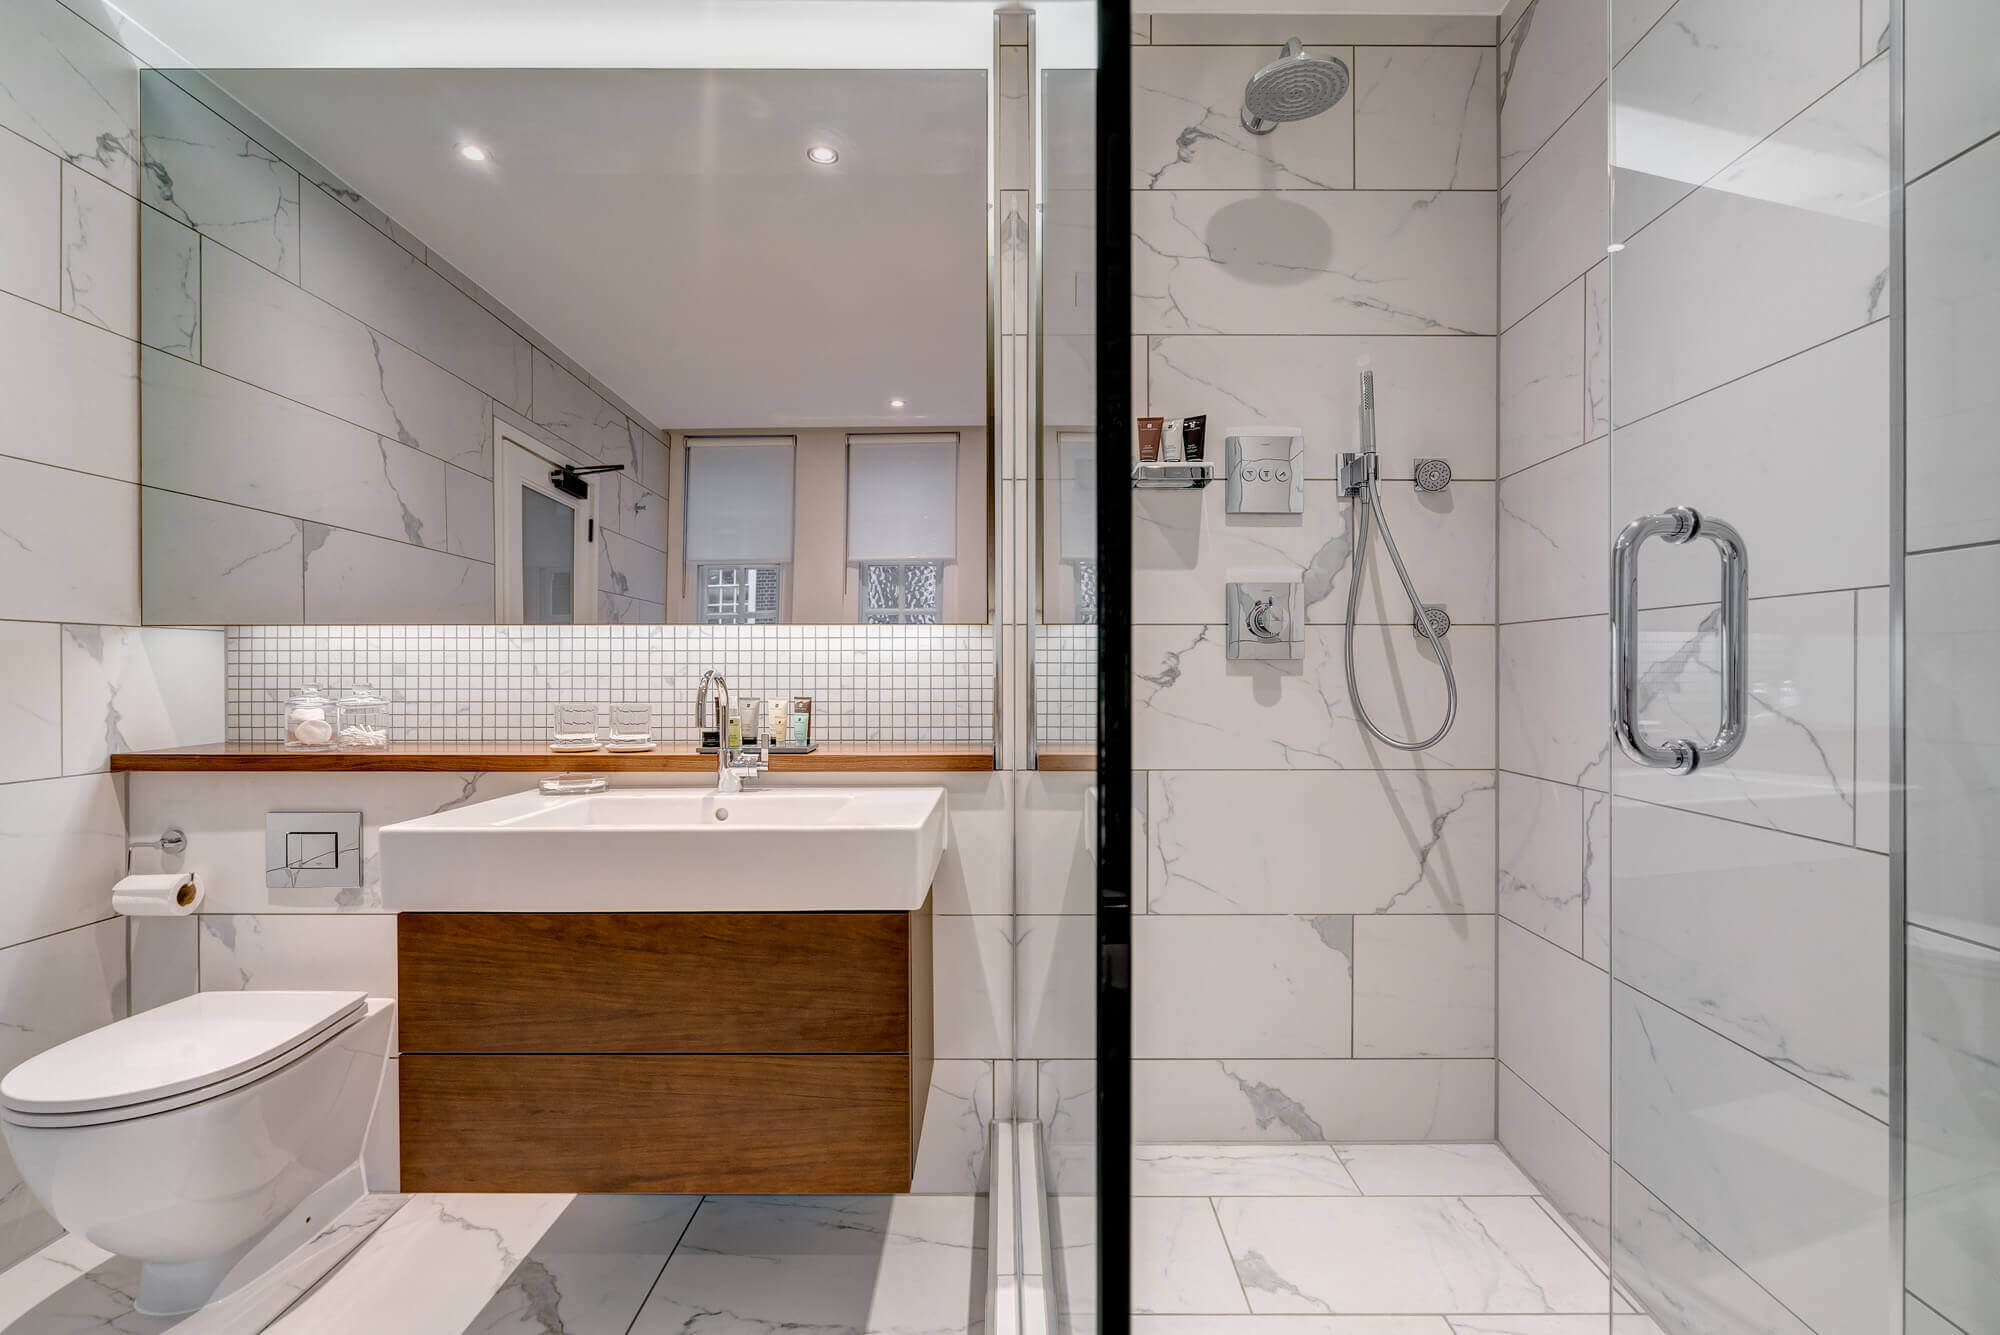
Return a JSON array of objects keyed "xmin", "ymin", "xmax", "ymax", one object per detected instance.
[{"xmin": 137, "ymin": 65, "xmax": 990, "ymax": 625}]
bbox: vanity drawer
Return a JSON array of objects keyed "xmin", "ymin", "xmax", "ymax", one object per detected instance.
[
  {"xmin": 399, "ymin": 1053, "xmax": 915, "ymax": 1193},
  {"xmin": 398, "ymin": 908, "xmax": 920, "ymax": 1053}
]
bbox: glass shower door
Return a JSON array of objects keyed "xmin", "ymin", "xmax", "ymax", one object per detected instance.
[{"xmin": 1604, "ymin": 4, "xmax": 1900, "ymax": 1332}]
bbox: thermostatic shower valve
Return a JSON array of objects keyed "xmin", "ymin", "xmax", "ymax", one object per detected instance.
[{"xmin": 1227, "ymin": 581, "xmax": 1304, "ymax": 660}]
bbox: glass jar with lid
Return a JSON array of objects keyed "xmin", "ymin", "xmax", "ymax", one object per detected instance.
[
  {"xmin": 282, "ymin": 686, "xmax": 337, "ymax": 750},
  {"xmin": 335, "ymin": 685, "xmax": 390, "ymax": 750}
]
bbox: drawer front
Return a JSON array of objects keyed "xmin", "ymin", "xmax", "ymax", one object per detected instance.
[
  {"xmin": 398, "ymin": 911, "xmax": 911, "ymax": 1053},
  {"xmin": 400, "ymin": 1054, "xmax": 913, "ymax": 1193}
]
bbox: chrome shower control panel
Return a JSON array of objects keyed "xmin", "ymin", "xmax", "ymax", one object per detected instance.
[
  {"xmin": 1227, "ymin": 581, "xmax": 1304, "ymax": 660},
  {"xmin": 1224, "ymin": 427, "xmax": 1306, "ymax": 515}
]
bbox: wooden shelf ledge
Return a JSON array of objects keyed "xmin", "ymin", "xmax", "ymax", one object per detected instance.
[{"xmin": 110, "ymin": 742, "xmax": 995, "ymax": 774}]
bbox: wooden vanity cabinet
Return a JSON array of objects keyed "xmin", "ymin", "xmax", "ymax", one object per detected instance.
[{"xmin": 395, "ymin": 898, "xmax": 932, "ymax": 1193}]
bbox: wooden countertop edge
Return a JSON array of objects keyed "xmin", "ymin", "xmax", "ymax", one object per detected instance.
[
  {"xmin": 110, "ymin": 746, "xmax": 996, "ymax": 774},
  {"xmin": 1034, "ymin": 749, "xmax": 1096, "ymax": 771}
]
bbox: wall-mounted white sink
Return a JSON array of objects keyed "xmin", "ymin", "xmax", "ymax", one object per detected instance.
[{"xmin": 380, "ymin": 786, "xmax": 948, "ymax": 912}]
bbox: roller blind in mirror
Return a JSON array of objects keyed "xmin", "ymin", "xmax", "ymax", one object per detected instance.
[
  {"xmin": 684, "ymin": 437, "xmax": 794, "ymax": 563},
  {"xmin": 846, "ymin": 434, "xmax": 959, "ymax": 562}
]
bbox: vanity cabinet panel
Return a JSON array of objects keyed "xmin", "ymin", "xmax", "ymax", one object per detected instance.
[
  {"xmin": 399, "ymin": 910, "xmax": 913, "ymax": 1053},
  {"xmin": 400, "ymin": 1054, "xmax": 913, "ymax": 1193},
  {"xmin": 396, "ymin": 898, "xmax": 932, "ymax": 1193}
]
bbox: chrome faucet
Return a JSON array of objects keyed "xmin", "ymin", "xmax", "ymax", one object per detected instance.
[{"xmin": 697, "ymin": 669, "xmax": 767, "ymax": 793}]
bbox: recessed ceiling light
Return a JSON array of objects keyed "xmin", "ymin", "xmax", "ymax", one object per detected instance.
[
  {"xmin": 806, "ymin": 145, "xmax": 840, "ymax": 165},
  {"xmin": 889, "ymin": 398, "xmax": 906, "ymax": 408},
  {"xmin": 457, "ymin": 143, "xmax": 489, "ymax": 163}
]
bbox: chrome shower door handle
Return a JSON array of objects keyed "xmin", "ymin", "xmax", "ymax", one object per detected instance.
[{"xmin": 1610, "ymin": 507, "xmax": 1749, "ymax": 776}]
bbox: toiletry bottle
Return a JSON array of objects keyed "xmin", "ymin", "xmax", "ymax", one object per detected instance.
[
  {"xmin": 791, "ymin": 695, "xmax": 813, "ymax": 745},
  {"xmin": 1137, "ymin": 417, "xmax": 1163, "ymax": 463},
  {"xmin": 1162, "ymin": 418, "xmax": 1185, "ymax": 463},
  {"xmin": 1181, "ymin": 414, "xmax": 1208, "ymax": 462},
  {"xmin": 767, "ymin": 698, "xmax": 787, "ymax": 746}
]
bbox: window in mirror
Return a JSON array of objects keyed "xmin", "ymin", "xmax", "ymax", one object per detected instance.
[
  {"xmin": 847, "ymin": 434, "xmax": 957, "ymax": 625},
  {"xmin": 698, "ymin": 563, "xmax": 782, "ymax": 626},
  {"xmin": 496, "ymin": 424, "xmax": 596, "ymax": 625},
  {"xmin": 860, "ymin": 560, "xmax": 944, "ymax": 624},
  {"xmin": 685, "ymin": 438, "xmax": 795, "ymax": 622},
  {"xmin": 1070, "ymin": 559, "xmax": 1100, "ymax": 625}
]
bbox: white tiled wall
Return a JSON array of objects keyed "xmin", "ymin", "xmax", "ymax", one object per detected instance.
[
  {"xmin": 1125, "ymin": 17, "xmax": 1500, "ymax": 1144},
  {"xmin": 0, "ymin": 0, "xmax": 226, "ymax": 1268},
  {"xmin": 225, "ymin": 623, "xmax": 995, "ymax": 744},
  {"xmin": 1495, "ymin": 6, "xmax": 1898, "ymax": 1335},
  {"xmin": 1903, "ymin": 2, "xmax": 2000, "ymax": 1328},
  {"xmin": 134, "ymin": 68, "xmax": 668, "ymax": 626}
]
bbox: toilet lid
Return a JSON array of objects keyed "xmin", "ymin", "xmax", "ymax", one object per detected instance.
[{"xmin": 0, "ymin": 991, "xmax": 367, "ymax": 1116}]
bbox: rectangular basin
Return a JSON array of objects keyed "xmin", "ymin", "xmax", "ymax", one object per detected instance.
[{"xmin": 380, "ymin": 786, "xmax": 948, "ymax": 911}]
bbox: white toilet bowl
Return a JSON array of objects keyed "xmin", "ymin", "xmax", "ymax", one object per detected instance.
[{"xmin": 0, "ymin": 991, "xmax": 395, "ymax": 1317}]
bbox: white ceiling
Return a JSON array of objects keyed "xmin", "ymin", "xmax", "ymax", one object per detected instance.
[{"xmin": 215, "ymin": 68, "xmax": 990, "ymax": 430}]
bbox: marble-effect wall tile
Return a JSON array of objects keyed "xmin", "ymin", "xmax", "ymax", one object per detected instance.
[
  {"xmin": 299, "ymin": 184, "xmax": 531, "ymax": 413},
  {"xmin": 0, "ymin": 621, "xmax": 62, "ymax": 784},
  {"xmin": 0, "ymin": 128, "xmax": 59, "ymax": 308},
  {"xmin": 1132, "ymin": 46, "xmax": 1353, "ymax": 190},
  {"xmin": 0, "ymin": 455, "xmax": 138, "ymax": 625},
  {"xmin": 1135, "ymin": 915, "xmax": 1354, "ymax": 1058},
  {"xmin": 1611, "ymin": 985, "xmax": 1893, "ymax": 1335},
  {"xmin": 141, "ymin": 487, "xmax": 303, "ymax": 625},
  {"xmin": 0, "ymin": 0, "xmax": 138, "ymax": 195},
  {"xmin": 59, "ymin": 624, "xmax": 222, "ymax": 774},
  {"xmin": 1147, "ymin": 333, "xmax": 1497, "ymax": 481},
  {"xmin": 201, "ymin": 242, "xmax": 492, "ymax": 478},
  {"xmin": 58, "ymin": 161, "xmax": 134, "ymax": 338},
  {"xmin": 1352, "ymin": 914, "xmax": 1495, "ymax": 1058},
  {"xmin": 1354, "ymin": 47, "xmax": 1497, "ymax": 190},
  {"xmin": 1133, "ymin": 1058, "xmax": 1495, "ymax": 1142},
  {"xmin": 0, "ymin": 287, "xmax": 137, "ymax": 483},
  {"xmin": 1134, "ymin": 624, "xmax": 1495, "ymax": 772},
  {"xmin": 139, "ymin": 205, "xmax": 199, "ymax": 359},
  {"xmin": 1149, "ymin": 769, "xmax": 1495, "ymax": 916},
  {"xmin": 1497, "ymin": 0, "xmax": 1606, "ymax": 185},
  {"xmin": 1134, "ymin": 189, "xmax": 1497, "ymax": 336},
  {"xmin": 1497, "ymin": 771, "xmax": 1584, "ymax": 954},
  {"xmin": 303, "ymin": 523, "xmax": 494, "ymax": 624},
  {"xmin": 139, "ymin": 72, "xmax": 299, "ymax": 283},
  {"xmin": 1613, "ymin": 797, "xmax": 1889, "ymax": 1119},
  {"xmin": 144, "ymin": 348, "xmax": 449, "ymax": 552}
]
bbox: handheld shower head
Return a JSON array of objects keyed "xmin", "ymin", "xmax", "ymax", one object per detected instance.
[
  {"xmin": 1241, "ymin": 38, "xmax": 1351, "ymax": 136},
  {"xmin": 1359, "ymin": 369, "xmax": 1377, "ymax": 456}
]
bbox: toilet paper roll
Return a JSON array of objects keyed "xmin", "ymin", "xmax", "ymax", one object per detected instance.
[{"xmin": 112, "ymin": 872, "xmax": 202, "ymax": 917}]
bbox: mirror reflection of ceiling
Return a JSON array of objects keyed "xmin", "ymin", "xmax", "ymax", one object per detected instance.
[{"xmin": 209, "ymin": 68, "xmax": 989, "ymax": 429}]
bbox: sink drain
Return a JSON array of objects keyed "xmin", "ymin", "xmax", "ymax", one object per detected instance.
[{"xmin": 714, "ymin": 807, "xmax": 730, "ymax": 822}]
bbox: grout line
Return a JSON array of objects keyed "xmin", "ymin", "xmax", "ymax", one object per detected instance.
[{"xmin": 619, "ymin": 1196, "xmax": 706, "ymax": 1335}]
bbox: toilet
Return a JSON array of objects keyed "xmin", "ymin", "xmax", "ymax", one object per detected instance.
[{"xmin": 0, "ymin": 991, "xmax": 395, "ymax": 1317}]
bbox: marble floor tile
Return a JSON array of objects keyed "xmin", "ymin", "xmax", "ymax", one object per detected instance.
[
  {"xmin": 1132, "ymin": 1196, "xmax": 1248, "ymax": 1315},
  {"xmin": 1138, "ymin": 1322, "xmax": 1449, "ymax": 1334},
  {"xmin": 0, "ymin": 1193, "xmax": 404, "ymax": 1335},
  {"xmin": 267, "ymin": 1193, "xmax": 573, "ymax": 1335},
  {"xmin": 1214, "ymin": 1195, "xmax": 1611, "ymax": 1315},
  {"xmin": 630, "ymin": 1195, "xmax": 987, "ymax": 1334},
  {"xmin": 1132, "ymin": 1144, "xmax": 1360, "ymax": 1197},
  {"xmin": 463, "ymin": 1194, "xmax": 698, "ymax": 1335},
  {"xmin": 1334, "ymin": 1143, "xmax": 1540, "ymax": 1196}
]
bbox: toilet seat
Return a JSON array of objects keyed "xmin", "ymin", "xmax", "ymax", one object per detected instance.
[{"xmin": 0, "ymin": 991, "xmax": 368, "ymax": 1129}]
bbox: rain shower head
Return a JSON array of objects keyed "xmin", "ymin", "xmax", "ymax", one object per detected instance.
[{"xmin": 1240, "ymin": 38, "xmax": 1350, "ymax": 136}]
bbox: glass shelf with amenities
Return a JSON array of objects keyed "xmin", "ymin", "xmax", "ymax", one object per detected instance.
[{"xmin": 1130, "ymin": 460, "xmax": 1215, "ymax": 489}]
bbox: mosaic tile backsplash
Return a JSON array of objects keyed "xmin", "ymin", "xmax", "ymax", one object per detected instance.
[
  {"xmin": 227, "ymin": 625, "xmax": 995, "ymax": 745},
  {"xmin": 1033, "ymin": 625, "xmax": 1097, "ymax": 744}
]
